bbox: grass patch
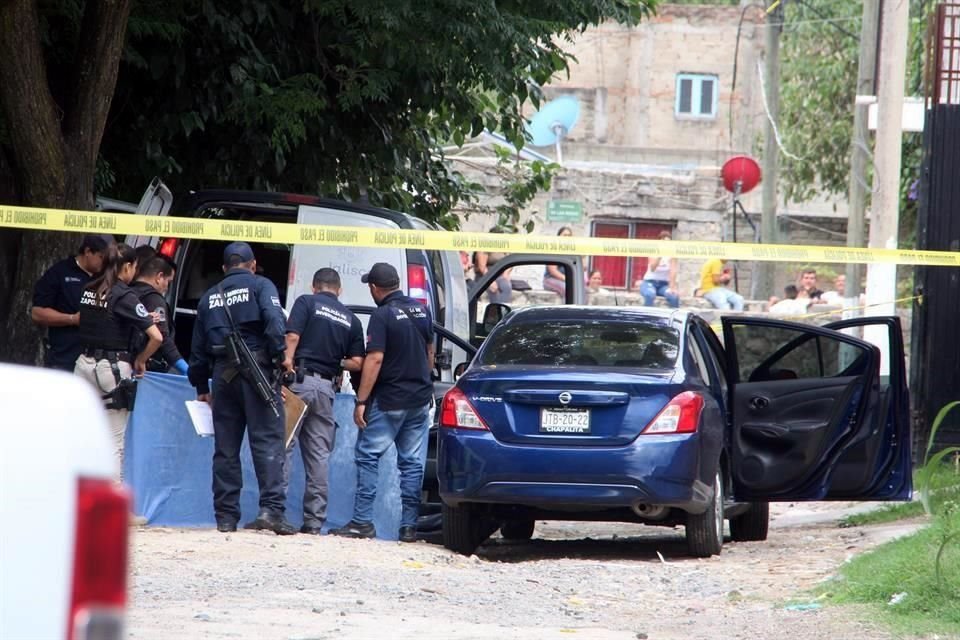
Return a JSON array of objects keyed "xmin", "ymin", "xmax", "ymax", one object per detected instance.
[
  {"xmin": 839, "ymin": 463, "xmax": 960, "ymax": 528},
  {"xmin": 817, "ymin": 505, "xmax": 960, "ymax": 637}
]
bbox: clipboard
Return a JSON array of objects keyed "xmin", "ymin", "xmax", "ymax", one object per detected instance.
[{"xmin": 283, "ymin": 386, "xmax": 308, "ymax": 449}]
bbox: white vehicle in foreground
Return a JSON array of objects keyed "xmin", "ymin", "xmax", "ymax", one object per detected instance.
[{"xmin": 0, "ymin": 364, "xmax": 130, "ymax": 640}]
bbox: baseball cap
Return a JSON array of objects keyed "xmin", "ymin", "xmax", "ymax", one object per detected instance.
[
  {"xmin": 361, "ymin": 262, "xmax": 400, "ymax": 288},
  {"xmin": 223, "ymin": 241, "xmax": 255, "ymax": 264}
]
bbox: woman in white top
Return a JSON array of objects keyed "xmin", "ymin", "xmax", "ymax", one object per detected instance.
[{"xmin": 638, "ymin": 230, "xmax": 679, "ymax": 308}]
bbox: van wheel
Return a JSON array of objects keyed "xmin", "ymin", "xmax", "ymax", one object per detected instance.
[
  {"xmin": 500, "ymin": 519, "xmax": 535, "ymax": 541},
  {"xmin": 686, "ymin": 470, "xmax": 724, "ymax": 558},
  {"xmin": 730, "ymin": 502, "xmax": 769, "ymax": 542},
  {"xmin": 442, "ymin": 503, "xmax": 494, "ymax": 555}
]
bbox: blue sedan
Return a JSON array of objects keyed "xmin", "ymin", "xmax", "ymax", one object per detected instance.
[{"xmin": 438, "ymin": 306, "xmax": 911, "ymax": 556}]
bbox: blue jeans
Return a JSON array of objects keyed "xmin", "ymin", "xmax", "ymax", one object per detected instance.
[
  {"xmin": 639, "ymin": 279, "xmax": 679, "ymax": 308},
  {"xmin": 703, "ymin": 287, "xmax": 744, "ymax": 311},
  {"xmin": 353, "ymin": 400, "xmax": 431, "ymax": 527}
]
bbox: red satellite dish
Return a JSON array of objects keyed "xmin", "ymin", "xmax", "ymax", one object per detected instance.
[{"xmin": 721, "ymin": 155, "xmax": 762, "ymax": 195}]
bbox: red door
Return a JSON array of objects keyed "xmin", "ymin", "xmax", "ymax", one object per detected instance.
[
  {"xmin": 592, "ymin": 222, "xmax": 630, "ymax": 288},
  {"xmin": 629, "ymin": 223, "xmax": 675, "ymax": 289}
]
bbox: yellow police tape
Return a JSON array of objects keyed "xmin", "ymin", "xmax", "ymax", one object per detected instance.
[{"xmin": 1, "ymin": 203, "xmax": 959, "ymax": 266}]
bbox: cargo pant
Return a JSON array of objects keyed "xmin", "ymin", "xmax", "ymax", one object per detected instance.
[
  {"xmin": 283, "ymin": 375, "xmax": 337, "ymax": 527},
  {"xmin": 74, "ymin": 355, "xmax": 133, "ymax": 480}
]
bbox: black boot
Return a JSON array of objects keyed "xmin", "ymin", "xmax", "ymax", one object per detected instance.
[{"xmin": 243, "ymin": 510, "xmax": 297, "ymax": 535}]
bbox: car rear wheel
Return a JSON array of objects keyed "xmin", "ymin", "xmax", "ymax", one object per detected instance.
[
  {"xmin": 500, "ymin": 519, "xmax": 535, "ymax": 541},
  {"xmin": 729, "ymin": 501, "xmax": 769, "ymax": 542},
  {"xmin": 442, "ymin": 503, "xmax": 495, "ymax": 555},
  {"xmin": 685, "ymin": 470, "xmax": 724, "ymax": 558}
]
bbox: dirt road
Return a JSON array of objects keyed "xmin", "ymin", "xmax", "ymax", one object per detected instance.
[{"xmin": 127, "ymin": 503, "xmax": 933, "ymax": 640}]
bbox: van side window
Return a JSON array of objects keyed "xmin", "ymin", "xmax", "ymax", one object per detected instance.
[{"xmin": 428, "ymin": 250, "xmax": 446, "ymax": 325}]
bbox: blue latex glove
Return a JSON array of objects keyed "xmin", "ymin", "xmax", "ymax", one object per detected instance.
[{"xmin": 174, "ymin": 359, "xmax": 189, "ymax": 375}]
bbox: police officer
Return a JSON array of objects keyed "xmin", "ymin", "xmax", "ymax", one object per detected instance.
[
  {"xmin": 75, "ymin": 243, "xmax": 163, "ymax": 476},
  {"xmin": 131, "ymin": 256, "xmax": 188, "ymax": 375},
  {"xmin": 282, "ymin": 268, "xmax": 365, "ymax": 534},
  {"xmin": 188, "ymin": 241, "xmax": 296, "ymax": 535},
  {"xmin": 330, "ymin": 263, "xmax": 434, "ymax": 542},
  {"xmin": 31, "ymin": 234, "xmax": 110, "ymax": 370}
]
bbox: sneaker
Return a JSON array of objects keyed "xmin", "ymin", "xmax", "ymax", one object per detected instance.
[
  {"xmin": 329, "ymin": 520, "xmax": 376, "ymax": 539},
  {"xmin": 243, "ymin": 511, "xmax": 297, "ymax": 535},
  {"xmin": 398, "ymin": 525, "xmax": 417, "ymax": 543},
  {"xmin": 216, "ymin": 519, "xmax": 238, "ymax": 533}
]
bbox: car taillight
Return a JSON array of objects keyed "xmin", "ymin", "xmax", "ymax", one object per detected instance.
[
  {"xmin": 157, "ymin": 237, "xmax": 179, "ymax": 258},
  {"xmin": 407, "ymin": 264, "xmax": 430, "ymax": 307},
  {"xmin": 440, "ymin": 387, "xmax": 488, "ymax": 430},
  {"xmin": 642, "ymin": 391, "xmax": 704, "ymax": 434},
  {"xmin": 68, "ymin": 477, "xmax": 130, "ymax": 640}
]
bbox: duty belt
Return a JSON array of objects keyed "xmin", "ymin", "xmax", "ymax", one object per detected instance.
[{"xmin": 82, "ymin": 347, "xmax": 133, "ymax": 363}]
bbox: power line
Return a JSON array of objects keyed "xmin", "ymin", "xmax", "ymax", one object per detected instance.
[{"xmin": 792, "ymin": 0, "xmax": 860, "ymax": 40}]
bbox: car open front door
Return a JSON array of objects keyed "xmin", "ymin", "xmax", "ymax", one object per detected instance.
[
  {"xmin": 468, "ymin": 254, "xmax": 584, "ymax": 347},
  {"xmin": 124, "ymin": 177, "xmax": 173, "ymax": 248},
  {"xmin": 721, "ymin": 316, "xmax": 911, "ymax": 503}
]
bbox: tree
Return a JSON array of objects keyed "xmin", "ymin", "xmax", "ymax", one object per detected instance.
[
  {"xmin": 0, "ymin": 0, "xmax": 654, "ymax": 364},
  {"xmin": 778, "ymin": 0, "xmax": 930, "ymax": 243},
  {"xmin": 0, "ymin": 0, "xmax": 132, "ymax": 364}
]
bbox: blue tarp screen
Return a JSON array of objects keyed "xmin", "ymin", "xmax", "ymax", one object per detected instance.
[{"xmin": 124, "ymin": 373, "xmax": 419, "ymax": 540}]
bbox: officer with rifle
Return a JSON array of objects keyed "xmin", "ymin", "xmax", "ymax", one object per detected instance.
[{"xmin": 188, "ymin": 241, "xmax": 296, "ymax": 535}]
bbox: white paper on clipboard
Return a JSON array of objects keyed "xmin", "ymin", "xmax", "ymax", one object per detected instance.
[{"xmin": 185, "ymin": 400, "xmax": 214, "ymax": 437}]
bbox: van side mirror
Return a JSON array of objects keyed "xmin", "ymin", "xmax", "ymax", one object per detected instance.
[{"xmin": 482, "ymin": 303, "xmax": 510, "ymax": 334}]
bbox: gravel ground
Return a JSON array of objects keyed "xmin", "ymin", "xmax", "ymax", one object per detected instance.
[{"xmin": 127, "ymin": 503, "xmax": 947, "ymax": 640}]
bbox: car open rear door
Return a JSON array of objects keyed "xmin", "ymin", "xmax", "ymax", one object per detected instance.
[
  {"xmin": 124, "ymin": 177, "xmax": 173, "ymax": 248},
  {"xmin": 468, "ymin": 254, "xmax": 584, "ymax": 347},
  {"xmin": 721, "ymin": 316, "xmax": 911, "ymax": 502}
]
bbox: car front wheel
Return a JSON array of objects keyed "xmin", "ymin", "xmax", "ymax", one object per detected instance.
[
  {"xmin": 500, "ymin": 519, "xmax": 535, "ymax": 541},
  {"xmin": 442, "ymin": 503, "xmax": 495, "ymax": 555},
  {"xmin": 729, "ymin": 501, "xmax": 769, "ymax": 542},
  {"xmin": 686, "ymin": 469, "xmax": 724, "ymax": 558}
]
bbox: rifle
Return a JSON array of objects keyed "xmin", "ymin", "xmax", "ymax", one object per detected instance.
[{"xmin": 217, "ymin": 284, "xmax": 281, "ymax": 418}]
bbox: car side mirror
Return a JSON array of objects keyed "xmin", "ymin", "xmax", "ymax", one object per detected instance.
[
  {"xmin": 482, "ymin": 303, "xmax": 510, "ymax": 334},
  {"xmin": 454, "ymin": 361, "xmax": 470, "ymax": 379}
]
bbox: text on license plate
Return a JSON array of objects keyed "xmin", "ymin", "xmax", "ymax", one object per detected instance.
[{"xmin": 540, "ymin": 408, "xmax": 591, "ymax": 434}]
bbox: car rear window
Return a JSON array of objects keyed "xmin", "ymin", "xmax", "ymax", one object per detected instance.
[{"xmin": 478, "ymin": 319, "xmax": 680, "ymax": 369}]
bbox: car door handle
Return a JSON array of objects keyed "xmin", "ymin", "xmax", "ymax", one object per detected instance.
[{"xmin": 748, "ymin": 396, "xmax": 770, "ymax": 411}]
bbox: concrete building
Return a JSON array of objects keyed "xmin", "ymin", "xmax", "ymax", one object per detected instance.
[{"xmin": 452, "ymin": 3, "xmax": 852, "ymax": 300}]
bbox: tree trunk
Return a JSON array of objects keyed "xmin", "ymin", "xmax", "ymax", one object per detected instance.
[{"xmin": 0, "ymin": 0, "xmax": 132, "ymax": 365}]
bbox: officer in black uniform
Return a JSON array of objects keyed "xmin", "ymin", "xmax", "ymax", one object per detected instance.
[
  {"xmin": 75, "ymin": 243, "xmax": 163, "ymax": 477},
  {"xmin": 31, "ymin": 234, "xmax": 111, "ymax": 370},
  {"xmin": 131, "ymin": 256, "xmax": 188, "ymax": 375},
  {"xmin": 331, "ymin": 263, "xmax": 435, "ymax": 542},
  {"xmin": 282, "ymin": 267, "xmax": 365, "ymax": 534},
  {"xmin": 188, "ymin": 241, "xmax": 296, "ymax": 535}
]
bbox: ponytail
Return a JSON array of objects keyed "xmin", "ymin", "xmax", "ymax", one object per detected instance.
[{"xmin": 86, "ymin": 243, "xmax": 137, "ymax": 297}]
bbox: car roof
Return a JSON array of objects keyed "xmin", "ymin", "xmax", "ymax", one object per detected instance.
[{"xmin": 503, "ymin": 305, "xmax": 691, "ymax": 328}]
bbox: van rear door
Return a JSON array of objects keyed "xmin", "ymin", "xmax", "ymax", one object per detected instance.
[
  {"xmin": 290, "ymin": 205, "xmax": 408, "ymax": 311},
  {"xmin": 124, "ymin": 177, "xmax": 173, "ymax": 249}
]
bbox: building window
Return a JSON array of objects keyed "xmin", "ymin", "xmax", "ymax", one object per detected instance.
[{"xmin": 675, "ymin": 73, "xmax": 718, "ymax": 119}]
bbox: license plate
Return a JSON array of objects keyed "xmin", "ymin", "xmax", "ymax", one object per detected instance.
[{"xmin": 539, "ymin": 407, "xmax": 591, "ymax": 434}]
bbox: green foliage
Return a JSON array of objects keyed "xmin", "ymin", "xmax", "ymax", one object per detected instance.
[
  {"xmin": 90, "ymin": 0, "xmax": 652, "ymax": 225},
  {"xmin": 779, "ymin": 0, "xmax": 930, "ymax": 245},
  {"xmin": 820, "ymin": 402, "xmax": 960, "ymax": 636}
]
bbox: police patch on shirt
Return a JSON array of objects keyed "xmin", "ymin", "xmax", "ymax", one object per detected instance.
[
  {"xmin": 135, "ymin": 303, "xmax": 150, "ymax": 318},
  {"xmin": 271, "ymin": 296, "xmax": 282, "ymax": 308}
]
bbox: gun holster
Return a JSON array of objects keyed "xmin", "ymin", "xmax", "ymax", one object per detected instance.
[{"xmin": 104, "ymin": 377, "xmax": 138, "ymax": 411}]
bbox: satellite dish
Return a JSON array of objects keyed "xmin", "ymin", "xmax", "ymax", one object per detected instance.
[
  {"xmin": 525, "ymin": 95, "xmax": 580, "ymax": 163},
  {"xmin": 721, "ymin": 155, "xmax": 762, "ymax": 195}
]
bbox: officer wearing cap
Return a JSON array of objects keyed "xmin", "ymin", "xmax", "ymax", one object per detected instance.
[
  {"xmin": 31, "ymin": 234, "xmax": 111, "ymax": 370},
  {"xmin": 188, "ymin": 241, "xmax": 296, "ymax": 535},
  {"xmin": 281, "ymin": 267, "xmax": 365, "ymax": 534},
  {"xmin": 131, "ymin": 256, "xmax": 188, "ymax": 375},
  {"xmin": 330, "ymin": 262, "xmax": 435, "ymax": 542}
]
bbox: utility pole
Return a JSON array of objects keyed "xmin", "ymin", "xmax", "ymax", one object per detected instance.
[
  {"xmin": 757, "ymin": 0, "xmax": 783, "ymax": 302},
  {"xmin": 864, "ymin": 0, "xmax": 910, "ymax": 375},
  {"xmin": 845, "ymin": 0, "xmax": 880, "ymax": 303}
]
